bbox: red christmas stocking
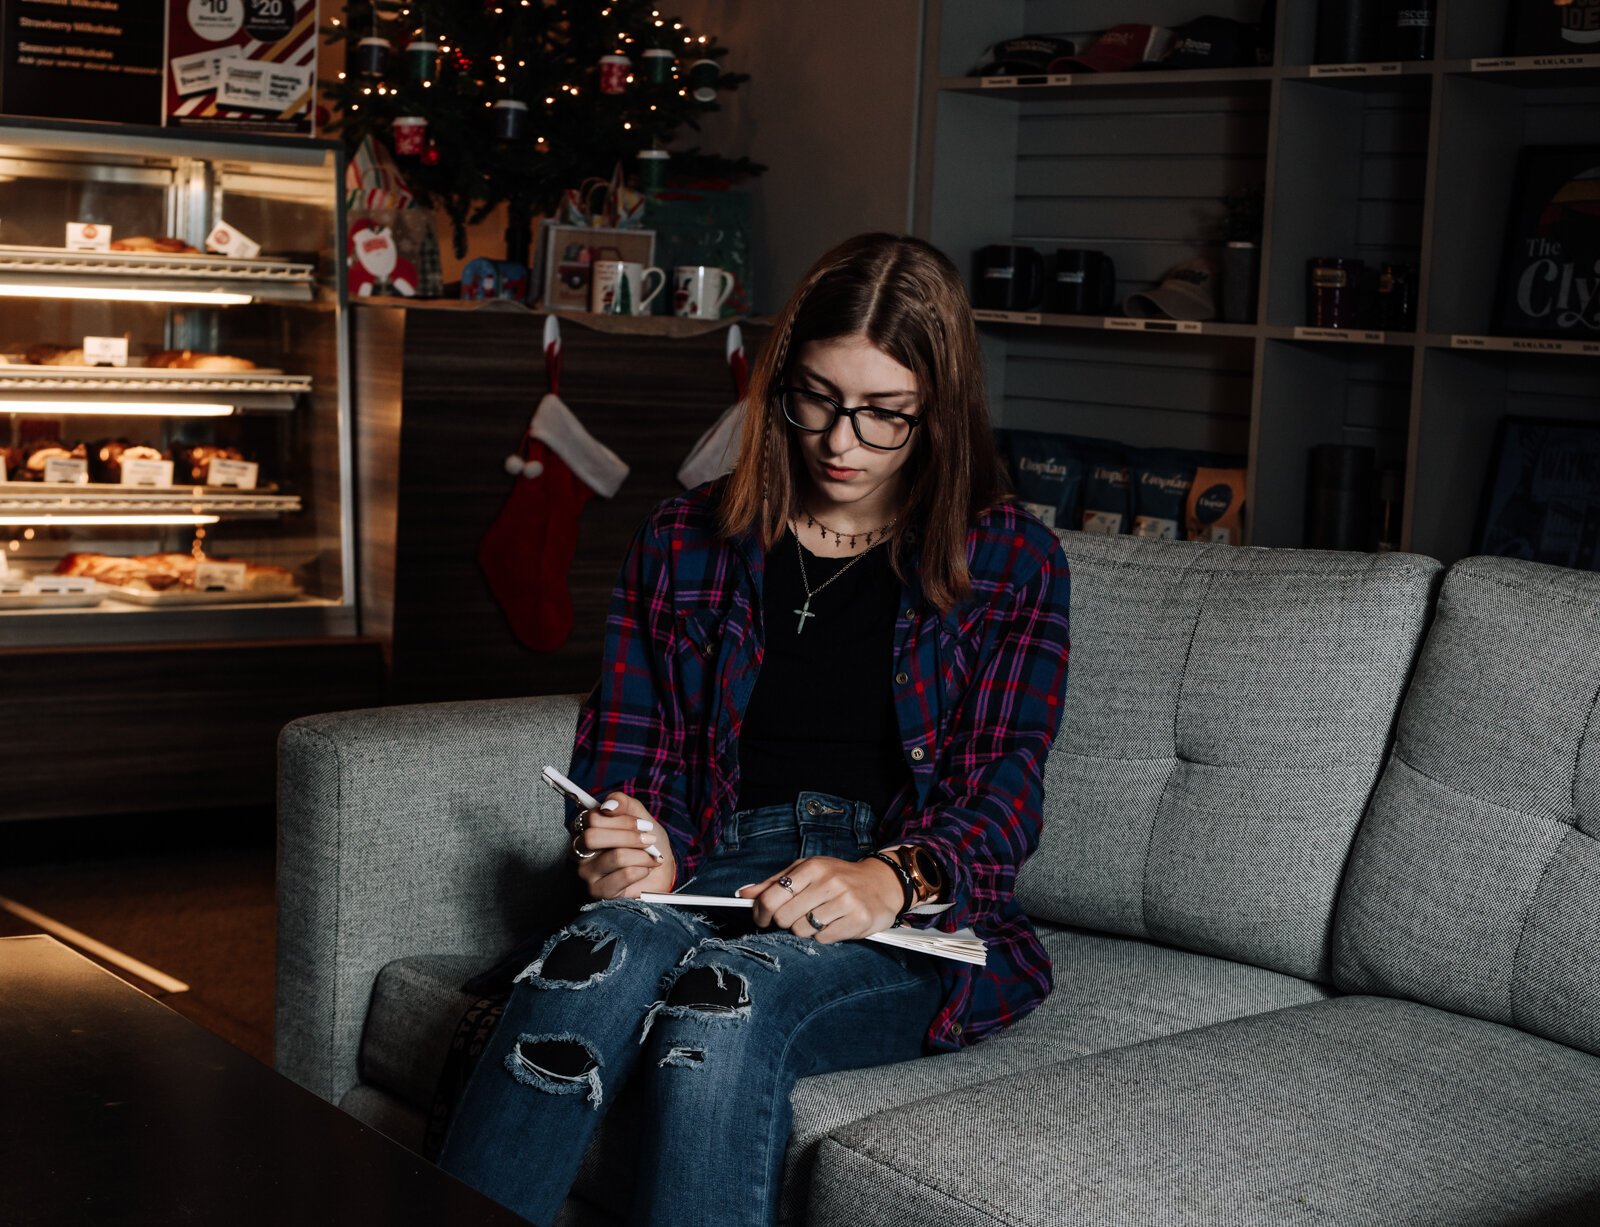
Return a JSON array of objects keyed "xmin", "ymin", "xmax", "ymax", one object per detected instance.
[{"xmin": 479, "ymin": 393, "xmax": 629, "ymax": 651}]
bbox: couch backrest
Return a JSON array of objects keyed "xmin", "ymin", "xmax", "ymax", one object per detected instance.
[
  {"xmin": 1017, "ymin": 532, "xmax": 1441, "ymax": 983},
  {"xmin": 1332, "ymin": 556, "xmax": 1600, "ymax": 1057}
]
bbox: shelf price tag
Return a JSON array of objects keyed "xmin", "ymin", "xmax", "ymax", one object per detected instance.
[
  {"xmin": 1309, "ymin": 62, "xmax": 1401, "ymax": 77},
  {"xmin": 1452, "ymin": 334, "xmax": 1600, "ymax": 356},
  {"xmin": 1294, "ymin": 326, "xmax": 1387, "ymax": 344},
  {"xmin": 66, "ymin": 222, "xmax": 112, "ymax": 252},
  {"xmin": 206, "ymin": 219, "xmax": 262, "ymax": 259},
  {"xmin": 0, "ymin": 452, "xmax": 7, "ymax": 483},
  {"xmin": 120, "ymin": 458, "xmax": 174, "ymax": 487},
  {"xmin": 205, "ymin": 458, "xmax": 259, "ymax": 489},
  {"xmin": 44, "ymin": 457, "xmax": 88, "ymax": 484},
  {"xmin": 83, "ymin": 335, "xmax": 129, "ymax": 367},
  {"xmin": 972, "ymin": 309, "xmax": 1041, "ymax": 325},
  {"xmin": 1105, "ymin": 318, "xmax": 1203, "ymax": 334},
  {"xmin": 195, "ymin": 561, "xmax": 248, "ymax": 592}
]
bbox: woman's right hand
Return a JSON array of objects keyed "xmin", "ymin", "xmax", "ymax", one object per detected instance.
[{"xmin": 570, "ymin": 791, "xmax": 677, "ymax": 900}]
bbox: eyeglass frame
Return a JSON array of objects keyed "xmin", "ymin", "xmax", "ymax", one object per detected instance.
[{"xmin": 776, "ymin": 385, "xmax": 925, "ymax": 452}]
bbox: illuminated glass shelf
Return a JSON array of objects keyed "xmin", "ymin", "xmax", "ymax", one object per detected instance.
[
  {"xmin": 0, "ymin": 485, "xmax": 300, "ymax": 521},
  {"xmin": 0, "ymin": 245, "xmax": 316, "ymax": 302}
]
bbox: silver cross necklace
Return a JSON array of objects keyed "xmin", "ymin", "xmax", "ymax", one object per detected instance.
[{"xmin": 791, "ymin": 524, "xmax": 889, "ymax": 634}]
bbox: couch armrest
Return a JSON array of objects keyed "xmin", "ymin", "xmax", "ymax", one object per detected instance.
[{"xmin": 275, "ymin": 694, "xmax": 583, "ymax": 1104}]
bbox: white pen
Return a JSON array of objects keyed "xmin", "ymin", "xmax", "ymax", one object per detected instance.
[{"xmin": 542, "ymin": 765, "xmax": 665, "ymax": 862}]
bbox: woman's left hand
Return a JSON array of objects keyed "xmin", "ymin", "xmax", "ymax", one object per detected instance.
[{"xmin": 737, "ymin": 855, "xmax": 904, "ymax": 943}]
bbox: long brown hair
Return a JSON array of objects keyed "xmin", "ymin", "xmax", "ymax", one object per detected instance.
[{"xmin": 718, "ymin": 233, "xmax": 1009, "ymax": 614}]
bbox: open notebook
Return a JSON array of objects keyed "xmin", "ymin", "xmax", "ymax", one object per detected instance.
[{"xmin": 639, "ymin": 892, "xmax": 987, "ymax": 966}]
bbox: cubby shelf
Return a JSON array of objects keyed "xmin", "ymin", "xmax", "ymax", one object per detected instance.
[{"xmin": 917, "ymin": 0, "xmax": 1600, "ymax": 565}]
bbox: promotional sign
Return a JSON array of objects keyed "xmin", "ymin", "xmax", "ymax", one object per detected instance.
[
  {"xmin": 164, "ymin": 0, "xmax": 317, "ymax": 135},
  {"xmin": 1495, "ymin": 146, "xmax": 1600, "ymax": 339},
  {"xmin": 0, "ymin": 0, "xmax": 164, "ymax": 124}
]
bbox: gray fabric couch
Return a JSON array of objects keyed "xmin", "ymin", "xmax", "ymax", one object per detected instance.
[{"xmin": 276, "ymin": 532, "xmax": 1600, "ymax": 1225}]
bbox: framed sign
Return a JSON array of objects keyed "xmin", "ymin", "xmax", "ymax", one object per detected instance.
[
  {"xmin": 538, "ymin": 223, "xmax": 655, "ymax": 312},
  {"xmin": 1493, "ymin": 146, "xmax": 1600, "ymax": 339},
  {"xmin": 1478, "ymin": 417, "xmax": 1600, "ymax": 572},
  {"xmin": 1505, "ymin": 1, "xmax": 1600, "ymax": 56},
  {"xmin": 164, "ymin": 0, "xmax": 318, "ymax": 135},
  {"xmin": 0, "ymin": 0, "xmax": 163, "ymax": 125}
]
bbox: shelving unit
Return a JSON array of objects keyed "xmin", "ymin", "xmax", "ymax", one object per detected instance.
[
  {"xmin": 0, "ymin": 120, "xmax": 354, "ymax": 646},
  {"xmin": 916, "ymin": 0, "xmax": 1600, "ymax": 563}
]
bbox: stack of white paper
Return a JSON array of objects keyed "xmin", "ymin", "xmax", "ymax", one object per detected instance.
[{"xmin": 638, "ymin": 893, "xmax": 988, "ymax": 966}]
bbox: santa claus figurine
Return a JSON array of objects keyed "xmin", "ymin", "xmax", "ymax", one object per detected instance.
[{"xmin": 347, "ymin": 220, "xmax": 419, "ymax": 297}]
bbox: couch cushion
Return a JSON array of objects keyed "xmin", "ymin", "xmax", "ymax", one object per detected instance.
[
  {"xmin": 364, "ymin": 929, "xmax": 1328, "ymax": 1223},
  {"xmin": 1333, "ymin": 556, "xmax": 1600, "ymax": 1057},
  {"xmin": 1022, "ymin": 533, "xmax": 1439, "ymax": 982},
  {"xmin": 810, "ymin": 995, "xmax": 1600, "ymax": 1227}
]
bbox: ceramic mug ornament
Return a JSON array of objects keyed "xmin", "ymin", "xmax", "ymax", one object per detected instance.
[
  {"xmin": 673, "ymin": 265, "xmax": 735, "ymax": 318},
  {"xmin": 591, "ymin": 260, "xmax": 666, "ymax": 315}
]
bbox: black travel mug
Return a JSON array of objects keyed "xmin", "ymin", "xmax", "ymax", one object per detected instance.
[
  {"xmin": 1316, "ymin": 0, "xmax": 1378, "ymax": 63},
  {"xmin": 1306, "ymin": 444, "xmax": 1378, "ymax": 550}
]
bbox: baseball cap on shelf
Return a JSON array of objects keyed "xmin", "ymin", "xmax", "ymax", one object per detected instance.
[
  {"xmin": 1150, "ymin": 16, "xmax": 1262, "ymax": 70},
  {"xmin": 1051, "ymin": 24, "xmax": 1174, "ymax": 73},
  {"xmin": 1122, "ymin": 260, "xmax": 1218, "ymax": 321},
  {"xmin": 974, "ymin": 34, "xmax": 1082, "ymax": 76}
]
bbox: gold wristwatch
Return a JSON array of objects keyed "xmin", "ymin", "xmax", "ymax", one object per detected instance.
[{"xmin": 891, "ymin": 844, "xmax": 945, "ymax": 905}]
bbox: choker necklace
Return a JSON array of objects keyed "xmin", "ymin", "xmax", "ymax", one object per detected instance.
[
  {"xmin": 800, "ymin": 510, "xmax": 896, "ymax": 550},
  {"xmin": 790, "ymin": 526, "xmax": 887, "ymax": 634}
]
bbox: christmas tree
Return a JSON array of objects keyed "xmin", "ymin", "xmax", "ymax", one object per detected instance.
[{"xmin": 326, "ymin": 1, "xmax": 763, "ymax": 261}]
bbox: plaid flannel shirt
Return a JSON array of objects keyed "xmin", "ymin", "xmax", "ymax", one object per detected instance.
[{"xmin": 570, "ymin": 482, "xmax": 1071, "ymax": 1051}]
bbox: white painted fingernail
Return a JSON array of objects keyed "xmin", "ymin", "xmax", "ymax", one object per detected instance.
[
  {"xmin": 635, "ymin": 818, "xmax": 653, "ymax": 831},
  {"xmin": 645, "ymin": 843, "xmax": 665, "ymax": 861},
  {"xmin": 601, "ymin": 800, "xmax": 620, "ymax": 812},
  {"xmin": 735, "ymin": 883, "xmax": 759, "ymax": 894}
]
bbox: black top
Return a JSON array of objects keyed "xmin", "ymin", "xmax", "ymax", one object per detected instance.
[{"xmin": 737, "ymin": 529, "xmax": 909, "ymax": 817}]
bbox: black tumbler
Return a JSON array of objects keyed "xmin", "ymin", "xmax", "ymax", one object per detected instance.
[
  {"xmin": 1316, "ymin": 0, "xmax": 1378, "ymax": 63},
  {"xmin": 1306, "ymin": 444, "xmax": 1378, "ymax": 551},
  {"xmin": 974, "ymin": 244, "xmax": 1045, "ymax": 312},
  {"xmin": 1050, "ymin": 249, "xmax": 1116, "ymax": 315},
  {"xmin": 1380, "ymin": 0, "xmax": 1434, "ymax": 60}
]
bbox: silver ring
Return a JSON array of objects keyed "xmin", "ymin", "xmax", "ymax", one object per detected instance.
[
  {"xmin": 777, "ymin": 875, "xmax": 796, "ymax": 894},
  {"xmin": 571, "ymin": 833, "xmax": 598, "ymax": 861},
  {"xmin": 807, "ymin": 910, "xmax": 828, "ymax": 931}
]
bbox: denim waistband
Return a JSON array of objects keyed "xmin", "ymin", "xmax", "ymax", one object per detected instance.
[{"xmin": 720, "ymin": 791, "xmax": 878, "ymax": 849}]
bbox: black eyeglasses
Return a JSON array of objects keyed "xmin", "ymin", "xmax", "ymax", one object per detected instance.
[{"xmin": 777, "ymin": 386, "xmax": 923, "ymax": 451}]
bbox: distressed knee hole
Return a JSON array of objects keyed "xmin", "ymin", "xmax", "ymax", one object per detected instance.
[
  {"xmin": 665, "ymin": 964, "xmax": 750, "ymax": 1012},
  {"xmin": 505, "ymin": 1033, "xmax": 605, "ymax": 1108},
  {"xmin": 658, "ymin": 1045, "xmax": 706, "ymax": 1069},
  {"xmin": 541, "ymin": 932, "xmax": 617, "ymax": 982}
]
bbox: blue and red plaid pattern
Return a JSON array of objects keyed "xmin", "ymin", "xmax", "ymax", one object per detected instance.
[{"xmin": 570, "ymin": 482, "xmax": 1071, "ymax": 1051}]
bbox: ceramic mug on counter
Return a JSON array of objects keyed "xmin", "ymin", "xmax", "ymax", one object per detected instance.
[
  {"xmin": 673, "ymin": 265, "xmax": 736, "ymax": 318},
  {"xmin": 591, "ymin": 260, "xmax": 666, "ymax": 315}
]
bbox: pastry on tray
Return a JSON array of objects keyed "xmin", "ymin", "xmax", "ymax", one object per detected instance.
[
  {"xmin": 145, "ymin": 349, "xmax": 257, "ymax": 372},
  {"xmin": 19, "ymin": 440, "xmax": 86, "ymax": 480},
  {"xmin": 90, "ymin": 439, "xmax": 167, "ymax": 484},
  {"xmin": 174, "ymin": 444, "xmax": 248, "ymax": 485},
  {"xmin": 54, "ymin": 552, "xmax": 297, "ymax": 594},
  {"xmin": 24, "ymin": 343, "xmax": 86, "ymax": 366},
  {"xmin": 110, "ymin": 236, "xmax": 200, "ymax": 254}
]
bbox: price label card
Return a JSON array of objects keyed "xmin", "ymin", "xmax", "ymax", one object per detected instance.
[
  {"xmin": 32, "ymin": 575, "xmax": 95, "ymax": 595},
  {"xmin": 83, "ymin": 335, "xmax": 130, "ymax": 367},
  {"xmin": 216, "ymin": 60, "xmax": 270, "ymax": 110},
  {"xmin": 0, "ymin": 575, "xmax": 27, "ymax": 594},
  {"xmin": 66, "ymin": 222, "xmax": 113, "ymax": 251},
  {"xmin": 195, "ymin": 561, "xmax": 247, "ymax": 592},
  {"xmin": 205, "ymin": 219, "xmax": 262, "ymax": 259},
  {"xmin": 120, "ymin": 458, "xmax": 174, "ymax": 487},
  {"xmin": 44, "ymin": 457, "xmax": 89, "ymax": 484},
  {"xmin": 1294, "ymin": 326, "xmax": 1387, "ymax": 344},
  {"xmin": 205, "ymin": 458, "xmax": 259, "ymax": 489}
]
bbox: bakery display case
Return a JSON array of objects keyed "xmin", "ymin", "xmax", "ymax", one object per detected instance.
[{"xmin": 0, "ymin": 119, "xmax": 353, "ymax": 646}]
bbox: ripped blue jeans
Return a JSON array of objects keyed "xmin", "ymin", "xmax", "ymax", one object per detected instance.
[{"xmin": 437, "ymin": 792, "xmax": 944, "ymax": 1227}]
